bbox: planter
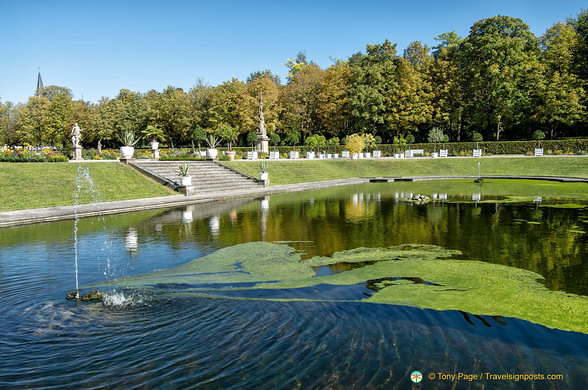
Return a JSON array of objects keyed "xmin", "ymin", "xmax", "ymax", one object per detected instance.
[
  {"xmin": 259, "ymin": 172, "xmax": 269, "ymax": 181},
  {"xmin": 226, "ymin": 151, "xmax": 236, "ymax": 161},
  {"xmin": 289, "ymin": 151, "xmax": 299, "ymax": 159},
  {"xmin": 306, "ymin": 151, "xmax": 315, "ymax": 159},
  {"xmin": 341, "ymin": 151, "xmax": 350, "ymax": 158},
  {"xmin": 352, "ymin": 153, "xmax": 359, "ymax": 159},
  {"xmin": 364, "ymin": 152, "xmax": 371, "ymax": 159},
  {"xmin": 373, "ymin": 150, "xmax": 382, "ymax": 158},
  {"xmin": 180, "ymin": 176, "xmax": 192, "ymax": 186},
  {"xmin": 206, "ymin": 148, "xmax": 218, "ymax": 159},
  {"xmin": 150, "ymin": 141, "xmax": 159, "ymax": 150},
  {"xmin": 432, "ymin": 152, "xmax": 439, "ymax": 158},
  {"xmin": 120, "ymin": 146, "xmax": 134, "ymax": 159},
  {"xmin": 333, "ymin": 153, "xmax": 339, "ymax": 159}
]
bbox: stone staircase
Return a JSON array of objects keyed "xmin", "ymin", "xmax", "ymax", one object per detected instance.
[{"xmin": 130, "ymin": 160, "xmax": 263, "ymax": 196}]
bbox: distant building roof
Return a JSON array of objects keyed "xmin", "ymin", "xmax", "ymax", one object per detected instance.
[{"xmin": 36, "ymin": 71, "xmax": 44, "ymax": 96}]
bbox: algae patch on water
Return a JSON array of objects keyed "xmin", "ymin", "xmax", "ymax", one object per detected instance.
[{"xmin": 96, "ymin": 242, "xmax": 588, "ymax": 334}]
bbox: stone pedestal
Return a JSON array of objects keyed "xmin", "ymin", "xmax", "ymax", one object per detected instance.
[
  {"xmin": 255, "ymin": 135, "xmax": 269, "ymax": 154},
  {"xmin": 151, "ymin": 148, "xmax": 160, "ymax": 160},
  {"xmin": 72, "ymin": 146, "xmax": 83, "ymax": 161}
]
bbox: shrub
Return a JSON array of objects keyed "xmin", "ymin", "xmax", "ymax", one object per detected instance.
[
  {"xmin": 345, "ymin": 134, "xmax": 365, "ymax": 154},
  {"xmin": 304, "ymin": 134, "xmax": 327, "ymax": 151},
  {"xmin": 532, "ymin": 130, "xmax": 546, "ymax": 140}
]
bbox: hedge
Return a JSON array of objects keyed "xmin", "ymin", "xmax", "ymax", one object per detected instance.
[{"xmin": 231, "ymin": 139, "xmax": 588, "ymax": 157}]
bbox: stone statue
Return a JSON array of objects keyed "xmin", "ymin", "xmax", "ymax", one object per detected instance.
[
  {"xmin": 257, "ymin": 92, "xmax": 267, "ymax": 137},
  {"xmin": 71, "ymin": 123, "xmax": 82, "ymax": 148},
  {"xmin": 255, "ymin": 92, "xmax": 269, "ymax": 153}
]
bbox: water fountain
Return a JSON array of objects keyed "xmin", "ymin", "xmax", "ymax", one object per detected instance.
[{"xmin": 66, "ymin": 165, "xmax": 103, "ymax": 301}]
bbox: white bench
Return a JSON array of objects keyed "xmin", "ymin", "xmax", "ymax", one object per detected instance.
[
  {"xmin": 269, "ymin": 151, "xmax": 280, "ymax": 159},
  {"xmin": 534, "ymin": 148, "xmax": 544, "ymax": 157},
  {"xmin": 405, "ymin": 149, "xmax": 424, "ymax": 157},
  {"xmin": 473, "ymin": 149, "xmax": 482, "ymax": 157},
  {"xmin": 247, "ymin": 151, "xmax": 258, "ymax": 160},
  {"xmin": 439, "ymin": 149, "xmax": 448, "ymax": 157}
]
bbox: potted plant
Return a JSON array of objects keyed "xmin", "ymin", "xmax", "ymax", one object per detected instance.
[
  {"xmin": 428, "ymin": 127, "xmax": 444, "ymax": 158},
  {"xmin": 142, "ymin": 125, "xmax": 165, "ymax": 150},
  {"xmin": 193, "ymin": 127, "xmax": 207, "ymax": 157},
  {"xmin": 345, "ymin": 133, "xmax": 365, "ymax": 159},
  {"xmin": 217, "ymin": 124, "xmax": 239, "ymax": 161},
  {"xmin": 178, "ymin": 161, "xmax": 191, "ymax": 186},
  {"xmin": 117, "ymin": 130, "xmax": 141, "ymax": 159},
  {"xmin": 259, "ymin": 161, "xmax": 269, "ymax": 181},
  {"xmin": 205, "ymin": 134, "xmax": 219, "ymax": 159},
  {"xmin": 393, "ymin": 135, "xmax": 407, "ymax": 159}
]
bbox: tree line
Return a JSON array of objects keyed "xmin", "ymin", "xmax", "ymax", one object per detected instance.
[{"xmin": 1, "ymin": 12, "xmax": 586, "ymax": 149}]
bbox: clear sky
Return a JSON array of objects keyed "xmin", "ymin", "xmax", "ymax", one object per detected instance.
[{"xmin": 1, "ymin": 0, "xmax": 585, "ymax": 104}]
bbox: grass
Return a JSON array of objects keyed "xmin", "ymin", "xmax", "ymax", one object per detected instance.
[
  {"xmin": 0, "ymin": 162, "xmax": 176, "ymax": 212},
  {"xmin": 225, "ymin": 156, "xmax": 588, "ymax": 185}
]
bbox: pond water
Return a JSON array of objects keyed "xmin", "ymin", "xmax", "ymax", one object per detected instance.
[{"xmin": 1, "ymin": 179, "xmax": 587, "ymax": 389}]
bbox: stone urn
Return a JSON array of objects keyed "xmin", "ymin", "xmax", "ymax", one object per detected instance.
[
  {"xmin": 120, "ymin": 146, "xmax": 134, "ymax": 159},
  {"xmin": 180, "ymin": 176, "xmax": 192, "ymax": 186},
  {"xmin": 259, "ymin": 172, "xmax": 269, "ymax": 181},
  {"xmin": 150, "ymin": 141, "xmax": 159, "ymax": 150}
]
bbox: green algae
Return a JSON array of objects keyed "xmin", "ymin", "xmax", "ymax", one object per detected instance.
[{"xmin": 95, "ymin": 242, "xmax": 588, "ymax": 334}]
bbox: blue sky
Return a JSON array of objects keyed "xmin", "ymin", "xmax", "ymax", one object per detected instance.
[{"xmin": 1, "ymin": 0, "xmax": 585, "ymax": 104}]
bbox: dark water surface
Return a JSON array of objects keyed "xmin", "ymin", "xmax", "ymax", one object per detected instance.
[{"xmin": 1, "ymin": 180, "xmax": 587, "ymax": 389}]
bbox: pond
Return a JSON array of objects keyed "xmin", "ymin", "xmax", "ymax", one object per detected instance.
[{"xmin": 1, "ymin": 179, "xmax": 587, "ymax": 389}]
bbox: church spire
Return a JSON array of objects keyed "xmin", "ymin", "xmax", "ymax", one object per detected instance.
[{"xmin": 36, "ymin": 67, "xmax": 44, "ymax": 96}]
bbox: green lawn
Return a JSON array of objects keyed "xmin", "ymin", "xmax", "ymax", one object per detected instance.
[
  {"xmin": 226, "ymin": 157, "xmax": 588, "ymax": 185},
  {"xmin": 0, "ymin": 162, "xmax": 176, "ymax": 212}
]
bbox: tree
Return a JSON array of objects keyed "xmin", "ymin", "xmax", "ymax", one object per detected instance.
[
  {"xmin": 458, "ymin": 16, "xmax": 541, "ymax": 140},
  {"xmin": 535, "ymin": 22, "xmax": 586, "ymax": 138},
  {"xmin": 404, "ymin": 41, "xmax": 432, "ymax": 69},
  {"xmin": 285, "ymin": 51, "xmax": 312, "ymax": 82},
  {"xmin": 317, "ymin": 62, "xmax": 352, "ymax": 136},
  {"xmin": 193, "ymin": 126, "xmax": 207, "ymax": 153},
  {"xmin": 237, "ymin": 75, "xmax": 281, "ymax": 137},
  {"xmin": 216, "ymin": 123, "xmax": 239, "ymax": 151},
  {"xmin": 345, "ymin": 133, "xmax": 365, "ymax": 154},
  {"xmin": 430, "ymin": 32, "xmax": 465, "ymax": 140},
  {"xmin": 16, "ymin": 86, "xmax": 74, "ymax": 146},
  {"xmin": 189, "ymin": 79, "xmax": 213, "ymax": 130},
  {"xmin": 348, "ymin": 39, "xmax": 399, "ymax": 135},
  {"xmin": 568, "ymin": 10, "xmax": 588, "ymax": 85},
  {"xmin": 280, "ymin": 64, "xmax": 324, "ymax": 137},
  {"xmin": 427, "ymin": 127, "xmax": 445, "ymax": 152},
  {"xmin": 304, "ymin": 134, "xmax": 326, "ymax": 152},
  {"xmin": 247, "ymin": 70, "xmax": 281, "ymax": 85},
  {"xmin": 0, "ymin": 101, "xmax": 19, "ymax": 145},
  {"xmin": 148, "ymin": 86, "xmax": 192, "ymax": 145},
  {"xmin": 208, "ymin": 78, "xmax": 245, "ymax": 132}
]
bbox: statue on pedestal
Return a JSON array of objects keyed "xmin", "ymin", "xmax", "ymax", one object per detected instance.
[
  {"xmin": 71, "ymin": 123, "xmax": 83, "ymax": 160},
  {"xmin": 255, "ymin": 92, "xmax": 269, "ymax": 154},
  {"xmin": 71, "ymin": 123, "xmax": 81, "ymax": 148}
]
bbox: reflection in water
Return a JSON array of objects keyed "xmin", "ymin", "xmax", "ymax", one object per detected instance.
[
  {"xmin": 125, "ymin": 228, "xmax": 138, "ymax": 253},
  {"xmin": 208, "ymin": 215, "xmax": 220, "ymax": 237},
  {"xmin": 0, "ymin": 180, "xmax": 586, "ymax": 389}
]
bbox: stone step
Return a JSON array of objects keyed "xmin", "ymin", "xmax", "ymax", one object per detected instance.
[{"xmin": 131, "ymin": 161, "xmax": 261, "ymax": 196}]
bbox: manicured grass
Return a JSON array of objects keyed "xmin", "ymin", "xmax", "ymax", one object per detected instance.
[
  {"xmin": 0, "ymin": 162, "xmax": 176, "ymax": 212},
  {"xmin": 226, "ymin": 157, "xmax": 588, "ymax": 185}
]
